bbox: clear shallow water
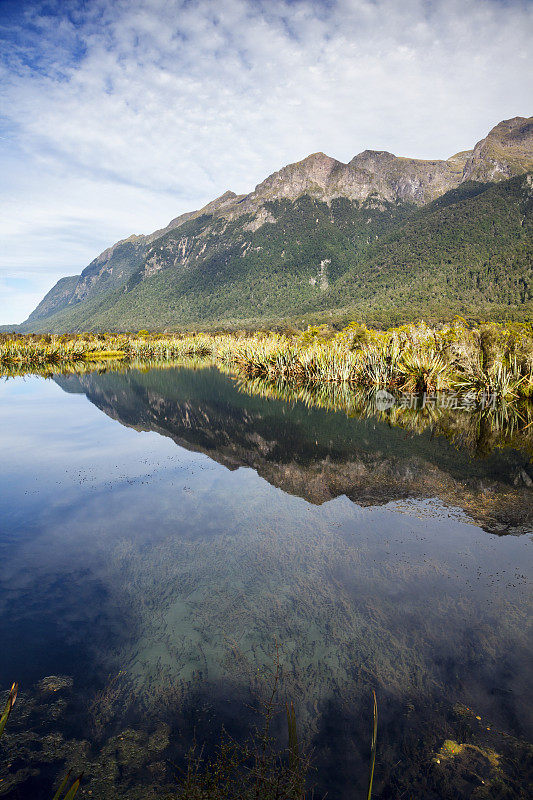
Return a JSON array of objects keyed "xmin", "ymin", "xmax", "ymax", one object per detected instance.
[{"xmin": 0, "ymin": 367, "xmax": 532, "ymax": 799}]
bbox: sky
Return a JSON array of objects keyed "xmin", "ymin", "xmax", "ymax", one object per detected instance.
[{"xmin": 0, "ymin": 0, "xmax": 531, "ymax": 324}]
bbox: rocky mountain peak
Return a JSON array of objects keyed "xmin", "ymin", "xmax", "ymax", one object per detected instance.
[
  {"xmin": 462, "ymin": 115, "xmax": 533, "ymax": 182},
  {"xmin": 250, "ymin": 151, "xmax": 343, "ymax": 198},
  {"xmin": 176, "ymin": 117, "xmax": 533, "ymax": 224},
  {"xmin": 18, "ymin": 115, "xmax": 533, "ymax": 332},
  {"xmin": 349, "ymin": 150, "xmax": 397, "ymax": 167},
  {"xmin": 445, "ymin": 150, "xmax": 473, "ymax": 172}
]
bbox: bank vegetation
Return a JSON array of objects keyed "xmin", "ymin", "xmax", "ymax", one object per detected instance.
[{"xmin": 1, "ymin": 320, "xmax": 532, "ymax": 399}]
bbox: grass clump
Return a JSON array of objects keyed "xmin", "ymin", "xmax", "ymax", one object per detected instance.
[{"xmin": 1, "ymin": 321, "xmax": 532, "ymax": 399}]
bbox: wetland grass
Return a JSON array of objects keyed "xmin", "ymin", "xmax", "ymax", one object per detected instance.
[
  {"xmin": 0, "ymin": 682, "xmax": 17, "ymax": 737},
  {"xmin": 225, "ymin": 320, "xmax": 533, "ymax": 397},
  {"xmin": 367, "ymin": 690, "xmax": 378, "ymax": 800},
  {"xmin": 3, "ymin": 320, "xmax": 532, "ymax": 398}
]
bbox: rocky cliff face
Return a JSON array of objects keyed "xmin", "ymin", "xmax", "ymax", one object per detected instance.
[
  {"xmin": 19, "ymin": 115, "xmax": 533, "ymax": 330},
  {"xmin": 226, "ymin": 148, "xmax": 469, "ymax": 215},
  {"xmin": 463, "ymin": 117, "xmax": 533, "ymax": 182},
  {"xmin": 232, "ymin": 117, "xmax": 531, "ymax": 212},
  {"xmin": 226, "ymin": 117, "xmax": 531, "ymax": 214}
]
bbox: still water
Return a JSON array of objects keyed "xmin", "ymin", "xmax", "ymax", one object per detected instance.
[{"xmin": 0, "ymin": 366, "xmax": 532, "ymax": 798}]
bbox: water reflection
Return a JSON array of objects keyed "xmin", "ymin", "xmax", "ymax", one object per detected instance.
[
  {"xmin": 234, "ymin": 374, "xmax": 533, "ymax": 458},
  {"xmin": 0, "ymin": 368, "xmax": 531, "ymax": 800},
  {"xmin": 55, "ymin": 366, "xmax": 533, "ymax": 533}
]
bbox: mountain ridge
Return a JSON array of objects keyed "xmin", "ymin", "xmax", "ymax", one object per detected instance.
[{"xmin": 15, "ymin": 116, "xmax": 533, "ymax": 331}]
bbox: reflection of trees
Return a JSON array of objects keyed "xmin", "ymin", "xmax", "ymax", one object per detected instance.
[{"xmin": 234, "ymin": 375, "xmax": 533, "ymax": 458}]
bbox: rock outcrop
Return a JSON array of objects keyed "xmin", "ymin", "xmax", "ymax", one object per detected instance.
[
  {"xmin": 463, "ymin": 116, "xmax": 533, "ymax": 182},
  {"xmin": 17, "ymin": 115, "xmax": 533, "ymax": 331}
]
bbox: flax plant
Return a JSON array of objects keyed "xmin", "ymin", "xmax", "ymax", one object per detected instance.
[{"xmin": 2, "ymin": 322, "xmax": 532, "ymax": 398}]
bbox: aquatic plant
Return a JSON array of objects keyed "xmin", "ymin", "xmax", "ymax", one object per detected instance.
[
  {"xmin": 51, "ymin": 770, "xmax": 83, "ymax": 800},
  {"xmin": 454, "ymin": 355, "xmax": 530, "ymax": 399},
  {"xmin": 367, "ymin": 690, "xmax": 378, "ymax": 800},
  {"xmin": 398, "ymin": 348, "xmax": 452, "ymax": 392},
  {"xmin": 358, "ymin": 341, "xmax": 401, "ymax": 387},
  {"xmin": 175, "ymin": 650, "xmax": 311, "ymax": 799},
  {"xmin": 0, "ymin": 682, "xmax": 18, "ymax": 737},
  {"xmin": 0, "ymin": 682, "xmax": 82, "ymax": 799},
  {"xmin": 173, "ymin": 646, "xmax": 378, "ymax": 800}
]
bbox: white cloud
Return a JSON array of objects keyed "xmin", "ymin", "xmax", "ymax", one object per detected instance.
[{"xmin": 0, "ymin": 0, "xmax": 531, "ymax": 322}]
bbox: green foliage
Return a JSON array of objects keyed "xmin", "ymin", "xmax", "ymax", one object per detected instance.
[
  {"xmin": 16, "ymin": 173, "xmax": 533, "ymax": 333},
  {"xmin": 3, "ymin": 322, "xmax": 533, "ymax": 398},
  {"xmin": 398, "ymin": 348, "xmax": 451, "ymax": 392}
]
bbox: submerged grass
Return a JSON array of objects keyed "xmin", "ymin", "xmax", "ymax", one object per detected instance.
[
  {"xmin": 0, "ymin": 683, "xmax": 82, "ymax": 799},
  {"xmin": 2, "ymin": 663, "xmax": 378, "ymax": 800},
  {"xmin": 2, "ymin": 320, "xmax": 533, "ymax": 398}
]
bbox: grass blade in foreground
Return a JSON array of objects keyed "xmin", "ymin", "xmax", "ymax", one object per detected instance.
[
  {"xmin": 367, "ymin": 690, "xmax": 378, "ymax": 800},
  {"xmin": 62, "ymin": 774, "xmax": 83, "ymax": 800},
  {"xmin": 0, "ymin": 682, "xmax": 18, "ymax": 738},
  {"xmin": 52, "ymin": 770, "xmax": 83, "ymax": 800},
  {"xmin": 51, "ymin": 771, "xmax": 73, "ymax": 800}
]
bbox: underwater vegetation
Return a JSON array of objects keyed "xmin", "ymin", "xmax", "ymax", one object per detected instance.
[
  {"xmin": 0, "ymin": 661, "xmax": 379, "ymax": 800},
  {"xmin": 1, "ymin": 665, "xmax": 531, "ymax": 799},
  {"xmin": 2, "ymin": 319, "xmax": 533, "ymax": 398},
  {"xmin": 0, "ymin": 683, "xmax": 82, "ymax": 799},
  {"xmin": 171, "ymin": 650, "xmax": 313, "ymax": 799},
  {"xmin": 1, "ymin": 326, "xmax": 532, "ymax": 799}
]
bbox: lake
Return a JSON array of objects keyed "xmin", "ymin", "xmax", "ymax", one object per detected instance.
[{"xmin": 0, "ymin": 365, "xmax": 532, "ymax": 799}]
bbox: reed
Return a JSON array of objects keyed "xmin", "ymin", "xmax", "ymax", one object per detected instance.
[
  {"xmin": 367, "ymin": 690, "xmax": 378, "ymax": 800},
  {"xmin": 2, "ymin": 321, "xmax": 532, "ymax": 399},
  {"xmin": 0, "ymin": 682, "xmax": 18, "ymax": 737}
]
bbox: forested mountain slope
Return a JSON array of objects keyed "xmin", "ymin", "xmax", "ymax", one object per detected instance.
[{"xmin": 17, "ymin": 116, "xmax": 533, "ymax": 331}]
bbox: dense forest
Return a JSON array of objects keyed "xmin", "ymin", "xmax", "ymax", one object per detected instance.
[{"xmin": 12, "ymin": 173, "xmax": 533, "ymax": 333}]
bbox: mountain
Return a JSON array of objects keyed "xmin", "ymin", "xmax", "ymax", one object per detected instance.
[
  {"xmin": 462, "ymin": 116, "xmax": 533, "ymax": 181},
  {"xmin": 18, "ymin": 116, "xmax": 533, "ymax": 332},
  {"xmin": 54, "ymin": 366, "xmax": 533, "ymax": 534}
]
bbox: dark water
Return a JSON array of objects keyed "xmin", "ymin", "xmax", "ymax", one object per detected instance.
[{"xmin": 0, "ymin": 367, "xmax": 532, "ymax": 799}]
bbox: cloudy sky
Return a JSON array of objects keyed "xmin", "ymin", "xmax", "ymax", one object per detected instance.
[{"xmin": 0, "ymin": 0, "xmax": 531, "ymax": 323}]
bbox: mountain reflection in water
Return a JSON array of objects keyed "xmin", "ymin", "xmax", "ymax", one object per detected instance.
[
  {"xmin": 55, "ymin": 365, "xmax": 533, "ymax": 534},
  {"xmin": 0, "ymin": 366, "xmax": 531, "ymax": 800}
]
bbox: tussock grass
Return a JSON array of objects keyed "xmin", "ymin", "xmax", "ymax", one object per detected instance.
[
  {"xmin": 2, "ymin": 320, "xmax": 532, "ymax": 399},
  {"xmin": 222, "ymin": 320, "xmax": 533, "ymax": 398}
]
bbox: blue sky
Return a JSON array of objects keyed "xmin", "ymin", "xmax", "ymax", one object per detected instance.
[{"xmin": 0, "ymin": 0, "xmax": 531, "ymax": 324}]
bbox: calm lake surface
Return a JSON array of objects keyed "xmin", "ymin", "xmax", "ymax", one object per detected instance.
[{"xmin": 1, "ymin": 366, "xmax": 532, "ymax": 799}]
